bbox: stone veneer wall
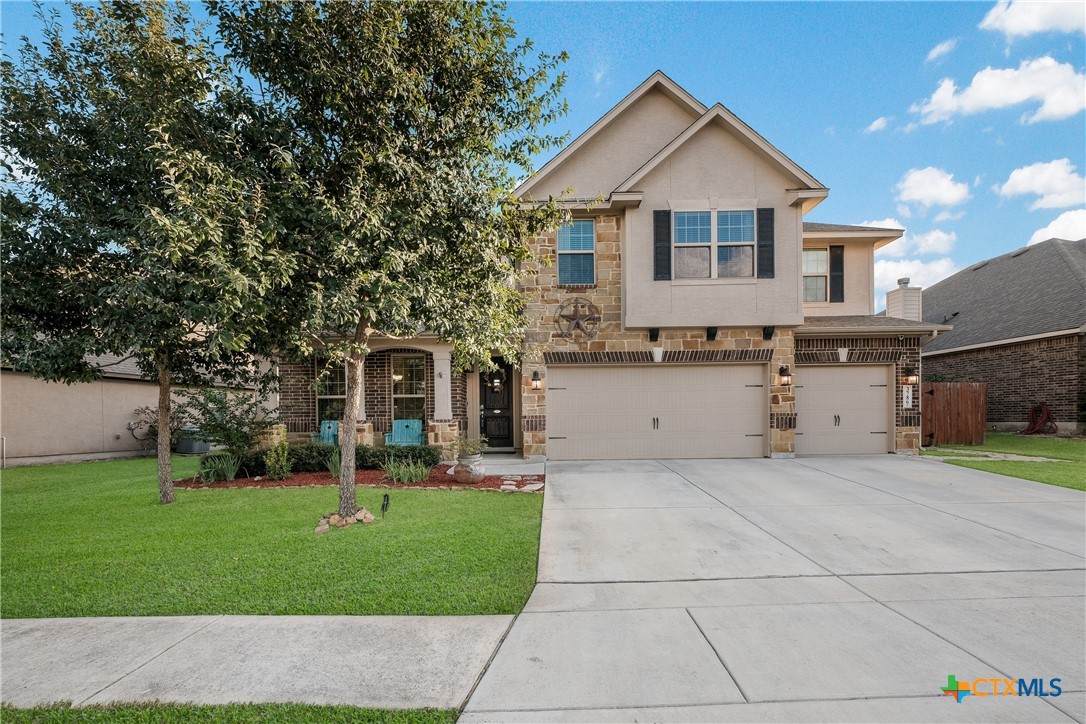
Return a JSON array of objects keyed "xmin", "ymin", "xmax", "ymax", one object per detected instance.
[
  {"xmin": 520, "ymin": 213, "xmax": 796, "ymax": 458},
  {"xmin": 277, "ymin": 352, "xmax": 468, "ymax": 439},
  {"xmin": 795, "ymin": 336, "xmax": 923, "ymax": 452},
  {"xmin": 923, "ymin": 334, "xmax": 1084, "ymax": 431}
]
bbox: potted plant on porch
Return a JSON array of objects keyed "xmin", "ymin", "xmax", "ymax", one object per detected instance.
[{"xmin": 452, "ymin": 435, "xmax": 487, "ymax": 484}]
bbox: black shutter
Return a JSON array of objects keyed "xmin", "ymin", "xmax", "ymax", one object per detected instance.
[
  {"xmin": 653, "ymin": 210, "xmax": 671, "ymax": 281},
  {"xmin": 829, "ymin": 245, "xmax": 845, "ymax": 303},
  {"xmin": 756, "ymin": 208, "xmax": 775, "ymax": 278}
]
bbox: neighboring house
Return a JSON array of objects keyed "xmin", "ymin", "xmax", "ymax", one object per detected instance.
[
  {"xmin": 921, "ymin": 238, "xmax": 1086, "ymax": 434},
  {"xmin": 279, "ymin": 71, "xmax": 950, "ymax": 459},
  {"xmin": 1, "ymin": 354, "xmax": 159, "ymax": 466}
]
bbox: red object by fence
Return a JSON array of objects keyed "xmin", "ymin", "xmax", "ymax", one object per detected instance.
[{"xmin": 1021, "ymin": 403, "xmax": 1058, "ymax": 435}]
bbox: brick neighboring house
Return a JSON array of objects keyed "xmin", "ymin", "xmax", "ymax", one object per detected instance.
[
  {"xmin": 922, "ymin": 237, "xmax": 1086, "ymax": 434},
  {"xmin": 279, "ymin": 71, "xmax": 953, "ymax": 458}
]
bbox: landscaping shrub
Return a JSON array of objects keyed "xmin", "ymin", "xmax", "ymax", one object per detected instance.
[
  {"xmin": 198, "ymin": 452, "xmax": 241, "ymax": 483},
  {"xmin": 264, "ymin": 442, "xmax": 291, "ymax": 480},
  {"xmin": 175, "ymin": 387, "xmax": 276, "ymax": 454},
  {"xmin": 324, "ymin": 447, "xmax": 341, "ymax": 479},
  {"xmin": 381, "ymin": 458, "xmax": 433, "ymax": 484},
  {"xmin": 362, "ymin": 444, "xmax": 442, "ymax": 469},
  {"xmin": 288, "ymin": 442, "xmax": 337, "ymax": 472},
  {"xmin": 236, "ymin": 449, "xmax": 267, "ymax": 478}
]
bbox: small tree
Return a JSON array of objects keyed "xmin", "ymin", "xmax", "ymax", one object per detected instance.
[
  {"xmin": 212, "ymin": 0, "xmax": 571, "ymax": 517},
  {"xmin": 175, "ymin": 386, "xmax": 277, "ymax": 455},
  {"xmin": 1, "ymin": 1, "xmax": 294, "ymax": 503}
]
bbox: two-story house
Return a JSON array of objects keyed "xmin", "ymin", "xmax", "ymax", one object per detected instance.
[{"xmin": 276, "ymin": 71, "xmax": 949, "ymax": 460}]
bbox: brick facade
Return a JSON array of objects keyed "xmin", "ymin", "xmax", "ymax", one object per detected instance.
[
  {"xmin": 923, "ymin": 334, "xmax": 1085, "ymax": 431},
  {"xmin": 277, "ymin": 351, "xmax": 469, "ymax": 440},
  {"xmin": 795, "ymin": 336, "xmax": 924, "ymax": 452},
  {"xmin": 520, "ymin": 214, "xmax": 797, "ymax": 458}
]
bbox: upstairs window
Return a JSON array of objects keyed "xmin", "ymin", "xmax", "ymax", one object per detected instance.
[
  {"xmin": 803, "ymin": 248, "xmax": 828, "ymax": 302},
  {"xmin": 674, "ymin": 210, "xmax": 755, "ymax": 279},
  {"xmin": 557, "ymin": 220, "xmax": 595, "ymax": 285}
]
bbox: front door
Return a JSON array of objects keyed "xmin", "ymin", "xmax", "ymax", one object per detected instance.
[{"xmin": 480, "ymin": 357, "xmax": 515, "ymax": 449}]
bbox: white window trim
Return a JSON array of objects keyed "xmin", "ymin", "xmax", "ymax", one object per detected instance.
[
  {"xmin": 315, "ymin": 359, "xmax": 348, "ymax": 426},
  {"xmin": 390, "ymin": 353, "xmax": 426, "ymax": 421},
  {"xmin": 672, "ymin": 209, "xmax": 756, "ymax": 280},
  {"xmin": 802, "ymin": 247, "xmax": 829, "ymax": 303},
  {"xmin": 556, "ymin": 219, "xmax": 596, "ymax": 286}
]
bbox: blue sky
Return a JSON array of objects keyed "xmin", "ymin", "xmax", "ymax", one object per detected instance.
[{"xmin": 4, "ymin": 1, "xmax": 1084, "ymax": 306}]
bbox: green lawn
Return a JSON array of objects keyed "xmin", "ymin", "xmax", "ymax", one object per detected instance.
[
  {"xmin": 1, "ymin": 457, "xmax": 542, "ymax": 618},
  {"xmin": 1, "ymin": 703, "xmax": 455, "ymax": 723},
  {"xmin": 926, "ymin": 432, "xmax": 1086, "ymax": 491}
]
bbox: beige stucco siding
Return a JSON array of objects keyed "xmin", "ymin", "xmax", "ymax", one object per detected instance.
[
  {"xmin": 624, "ymin": 122, "xmax": 804, "ymax": 328},
  {"xmin": 524, "ymin": 89, "xmax": 701, "ymax": 200},
  {"xmin": 0, "ymin": 371, "xmax": 158, "ymax": 460},
  {"xmin": 801, "ymin": 241, "xmax": 875, "ymax": 317}
]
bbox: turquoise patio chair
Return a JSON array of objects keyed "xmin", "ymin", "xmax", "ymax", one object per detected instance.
[
  {"xmin": 385, "ymin": 419, "xmax": 424, "ymax": 446},
  {"xmin": 313, "ymin": 419, "xmax": 338, "ymax": 445}
]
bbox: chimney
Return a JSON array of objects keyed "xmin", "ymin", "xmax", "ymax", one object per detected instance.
[{"xmin": 885, "ymin": 277, "xmax": 922, "ymax": 321}]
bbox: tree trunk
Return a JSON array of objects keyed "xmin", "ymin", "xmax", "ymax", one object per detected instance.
[
  {"xmin": 338, "ymin": 351, "xmax": 365, "ymax": 517},
  {"xmin": 156, "ymin": 360, "xmax": 175, "ymax": 504}
]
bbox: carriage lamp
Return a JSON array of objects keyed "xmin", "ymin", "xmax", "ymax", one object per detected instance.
[
  {"xmin": 778, "ymin": 365, "xmax": 792, "ymax": 387},
  {"xmin": 902, "ymin": 367, "xmax": 920, "ymax": 386},
  {"xmin": 531, "ymin": 370, "xmax": 543, "ymax": 391}
]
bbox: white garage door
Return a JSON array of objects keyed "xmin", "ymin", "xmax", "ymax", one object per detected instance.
[
  {"xmin": 546, "ymin": 365, "xmax": 766, "ymax": 460},
  {"xmin": 796, "ymin": 365, "xmax": 891, "ymax": 455}
]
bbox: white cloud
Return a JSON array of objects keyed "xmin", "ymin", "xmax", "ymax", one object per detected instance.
[
  {"xmin": 996, "ymin": 158, "xmax": 1086, "ymax": 209},
  {"xmin": 864, "ymin": 116, "xmax": 892, "ymax": 133},
  {"xmin": 874, "ymin": 258, "xmax": 960, "ymax": 305},
  {"xmin": 926, "ymin": 38, "xmax": 959, "ymax": 62},
  {"xmin": 912, "ymin": 229, "xmax": 958, "ymax": 255},
  {"xmin": 591, "ymin": 64, "xmax": 610, "ymax": 98},
  {"xmin": 934, "ymin": 210, "xmax": 966, "ymax": 222},
  {"xmin": 1029, "ymin": 208, "xmax": 1086, "ymax": 243},
  {"xmin": 980, "ymin": 1, "xmax": 1086, "ymax": 39},
  {"xmin": 866, "ymin": 218, "xmax": 957, "ymax": 259},
  {"xmin": 911, "ymin": 56, "xmax": 1086, "ymax": 124},
  {"xmin": 896, "ymin": 167, "xmax": 972, "ymax": 209}
]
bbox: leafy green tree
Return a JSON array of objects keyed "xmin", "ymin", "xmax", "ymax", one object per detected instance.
[
  {"xmin": 1, "ymin": 1, "xmax": 294, "ymax": 503},
  {"xmin": 211, "ymin": 0, "xmax": 571, "ymax": 517}
]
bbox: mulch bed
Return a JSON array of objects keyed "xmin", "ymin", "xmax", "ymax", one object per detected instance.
[{"xmin": 176, "ymin": 465, "xmax": 545, "ymax": 491}]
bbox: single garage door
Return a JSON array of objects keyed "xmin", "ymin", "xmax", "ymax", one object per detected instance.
[
  {"xmin": 796, "ymin": 365, "xmax": 891, "ymax": 455},
  {"xmin": 546, "ymin": 365, "xmax": 766, "ymax": 460}
]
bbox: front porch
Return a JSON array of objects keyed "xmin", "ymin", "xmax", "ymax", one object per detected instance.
[{"xmin": 274, "ymin": 341, "xmax": 524, "ymax": 457}]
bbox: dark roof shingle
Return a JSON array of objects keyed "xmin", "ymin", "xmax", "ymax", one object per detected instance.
[{"xmin": 922, "ymin": 238, "xmax": 1086, "ymax": 353}]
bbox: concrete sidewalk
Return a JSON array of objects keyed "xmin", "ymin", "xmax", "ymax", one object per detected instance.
[{"xmin": 1, "ymin": 615, "xmax": 512, "ymax": 709}]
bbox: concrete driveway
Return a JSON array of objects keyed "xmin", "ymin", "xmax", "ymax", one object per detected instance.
[{"xmin": 463, "ymin": 456, "xmax": 1086, "ymax": 723}]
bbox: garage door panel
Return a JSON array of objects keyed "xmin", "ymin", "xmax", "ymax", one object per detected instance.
[
  {"xmin": 547, "ymin": 365, "xmax": 766, "ymax": 460},
  {"xmin": 796, "ymin": 366, "xmax": 891, "ymax": 455}
]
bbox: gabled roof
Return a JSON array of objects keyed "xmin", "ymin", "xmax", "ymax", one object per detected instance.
[
  {"xmin": 515, "ymin": 71, "xmax": 706, "ymax": 199},
  {"xmin": 922, "ymin": 237, "xmax": 1086, "ymax": 354},
  {"xmin": 615, "ymin": 103, "xmax": 827, "ymax": 195}
]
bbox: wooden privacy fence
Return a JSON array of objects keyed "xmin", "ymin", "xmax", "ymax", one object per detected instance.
[{"xmin": 921, "ymin": 382, "xmax": 988, "ymax": 446}]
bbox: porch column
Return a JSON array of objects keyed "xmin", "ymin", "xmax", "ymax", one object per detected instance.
[
  {"xmin": 433, "ymin": 350, "xmax": 453, "ymax": 420},
  {"xmin": 356, "ymin": 361, "xmax": 366, "ymax": 421}
]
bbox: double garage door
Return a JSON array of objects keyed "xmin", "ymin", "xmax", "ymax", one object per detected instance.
[
  {"xmin": 547, "ymin": 365, "xmax": 766, "ymax": 460},
  {"xmin": 795, "ymin": 365, "xmax": 892, "ymax": 455},
  {"xmin": 545, "ymin": 363, "xmax": 894, "ymax": 460}
]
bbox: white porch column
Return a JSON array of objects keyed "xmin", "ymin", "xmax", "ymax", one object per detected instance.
[
  {"xmin": 356, "ymin": 361, "xmax": 366, "ymax": 421},
  {"xmin": 433, "ymin": 350, "xmax": 453, "ymax": 420}
]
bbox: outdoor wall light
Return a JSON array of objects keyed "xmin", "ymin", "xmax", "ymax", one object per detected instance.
[
  {"xmin": 649, "ymin": 327, "xmax": 660, "ymax": 342},
  {"xmin": 530, "ymin": 370, "xmax": 543, "ymax": 391},
  {"xmin": 706, "ymin": 326, "xmax": 718, "ymax": 341},
  {"xmin": 778, "ymin": 365, "xmax": 792, "ymax": 387},
  {"xmin": 902, "ymin": 367, "xmax": 920, "ymax": 385}
]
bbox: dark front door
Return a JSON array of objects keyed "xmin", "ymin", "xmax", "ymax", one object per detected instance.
[{"xmin": 481, "ymin": 357, "xmax": 515, "ymax": 449}]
